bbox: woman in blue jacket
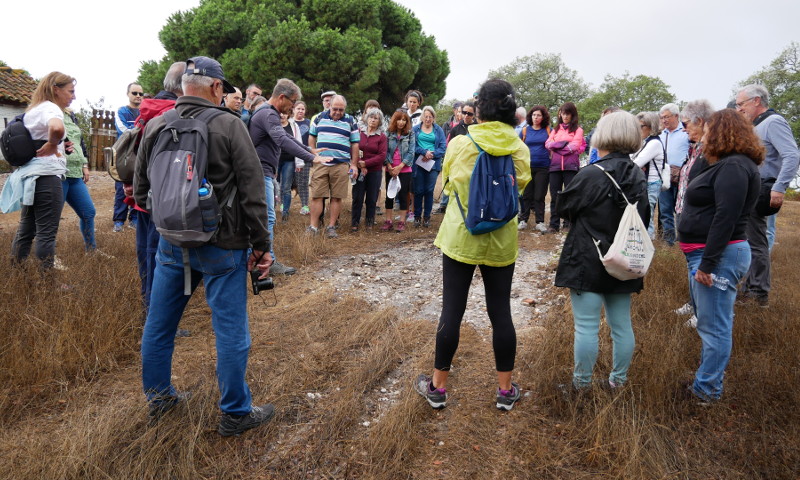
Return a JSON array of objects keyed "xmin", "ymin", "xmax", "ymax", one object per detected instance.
[{"xmin": 412, "ymin": 106, "xmax": 447, "ymax": 227}]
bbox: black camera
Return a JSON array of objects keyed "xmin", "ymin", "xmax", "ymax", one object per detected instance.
[{"xmin": 250, "ymin": 270, "xmax": 274, "ymax": 295}]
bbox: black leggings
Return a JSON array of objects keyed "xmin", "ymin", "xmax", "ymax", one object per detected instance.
[{"xmin": 435, "ymin": 254, "xmax": 516, "ymax": 372}]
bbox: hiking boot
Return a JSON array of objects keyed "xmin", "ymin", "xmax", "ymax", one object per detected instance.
[
  {"xmin": 113, "ymin": 221, "xmax": 124, "ymax": 233},
  {"xmin": 148, "ymin": 391, "xmax": 191, "ymax": 424},
  {"xmin": 325, "ymin": 226, "xmax": 338, "ymax": 238},
  {"xmin": 395, "ymin": 221, "xmax": 406, "ymax": 233},
  {"xmin": 299, "ymin": 205, "xmax": 310, "ymax": 215},
  {"xmin": 517, "ymin": 220, "xmax": 527, "ymax": 231},
  {"xmin": 413, "ymin": 217, "xmax": 422, "ymax": 228},
  {"xmin": 423, "ymin": 217, "xmax": 431, "ymax": 228},
  {"xmin": 218, "ymin": 403, "xmax": 276, "ymax": 437},
  {"xmin": 270, "ymin": 261, "xmax": 296, "ymax": 275},
  {"xmin": 381, "ymin": 220, "xmax": 394, "ymax": 231},
  {"xmin": 414, "ymin": 374, "xmax": 447, "ymax": 409},
  {"xmin": 281, "ymin": 211, "xmax": 289, "ymax": 222},
  {"xmin": 496, "ymin": 382, "xmax": 521, "ymax": 411},
  {"xmin": 535, "ymin": 222, "xmax": 548, "ymax": 233},
  {"xmin": 305, "ymin": 225, "xmax": 319, "ymax": 235},
  {"xmin": 674, "ymin": 302, "xmax": 693, "ymax": 315}
]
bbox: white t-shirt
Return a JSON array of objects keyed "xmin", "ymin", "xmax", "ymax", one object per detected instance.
[
  {"xmin": 631, "ymin": 137, "xmax": 665, "ymax": 183},
  {"xmin": 24, "ymin": 101, "xmax": 66, "ymax": 167}
]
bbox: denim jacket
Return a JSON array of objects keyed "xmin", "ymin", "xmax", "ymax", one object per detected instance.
[
  {"xmin": 412, "ymin": 123, "xmax": 447, "ymax": 171},
  {"xmin": 385, "ymin": 131, "xmax": 416, "ymax": 167}
]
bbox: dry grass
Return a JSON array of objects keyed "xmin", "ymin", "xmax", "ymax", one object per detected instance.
[{"xmin": 1, "ymin": 176, "xmax": 799, "ymax": 479}]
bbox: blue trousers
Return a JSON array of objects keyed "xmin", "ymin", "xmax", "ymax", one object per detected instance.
[
  {"xmin": 658, "ymin": 183, "xmax": 678, "ymax": 244},
  {"xmin": 113, "ymin": 181, "xmax": 137, "ymax": 224},
  {"xmin": 135, "ymin": 211, "xmax": 160, "ymax": 311},
  {"xmin": 263, "ymin": 176, "xmax": 276, "ymax": 261},
  {"xmin": 413, "ymin": 167, "xmax": 438, "ymax": 218},
  {"xmin": 278, "ymin": 161, "xmax": 295, "ymax": 215},
  {"xmin": 62, "ymin": 177, "xmax": 96, "ymax": 249},
  {"xmin": 142, "ymin": 239, "xmax": 253, "ymax": 415}
]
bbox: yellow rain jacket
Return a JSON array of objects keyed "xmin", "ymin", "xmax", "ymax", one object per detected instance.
[{"xmin": 434, "ymin": 121, "xmax": 531, "ymax": 267}]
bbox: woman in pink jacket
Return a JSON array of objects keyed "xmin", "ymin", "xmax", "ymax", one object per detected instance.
[{"xmin": 545, "ymin": 102, "xmax": 585, "ymax": 232}]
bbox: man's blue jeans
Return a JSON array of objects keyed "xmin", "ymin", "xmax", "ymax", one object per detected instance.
[
  {"xmin": 135, "ymin": 211, "xmax": 160, "ymax": 311},
  {"xmin": 142, "ymin": 239, "xmax": 253, "ymax": 415},
  {"xmin": 113, "ymin": 181, "xmax": 136, "ymax": 224},
  {"xmin": 766, "ymin": 213, "xmax": 776, "ymax": 252},
  {"xmin": 263, "ymin": 176, "xmax": 276, "ymax": 261},
  {"xmin": 658, "ymin": 183, "xmax": 678, "ymax": 244},
  {"xmin": 684, "ymin": 241, "xmax": 751, "ymax": 401},
  {"xmin": 278, "ymin": 161, "xmax": 296, "ymax": 215},
  {"xmin": 62, "ymin": 177, "xmax": 96, "ymax": 249},
  {"xmin": 569, "ymin": 290, "xmax": 634, "ymax": 388}
]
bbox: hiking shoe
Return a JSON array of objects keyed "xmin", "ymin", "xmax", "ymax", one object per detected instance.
[
  {"xmin": 375, "ymin": 207, "xmax": 384, "ymax": 216},
  {"xmin": 325, "ymin": 226, "xmax": 338, "ymax": 238},
  {"xmin": 218, "ymin": 403, "xmax": 276, "ymax": 437},
  {"xmin": 517, "ymin": 220, "xmax": 527, "ymax": 231},
  {"xmin": 175, "ymin": 328, "xmax": 191, "ymax": 338},
  {"xmin": 684, "ymin": 315, "xmax": 698, "ymax": 328},
  {"xmin": 395, "ymin": 221, "xmax": 406, "ymax": 233},
  {"xmin": 281, "ymin": 212, "xmax": 289, "ymax": 222},
  {"xmin": 496, "ymin": 382, "xmax": 521, "ymax": 411},
  {"xmin": 414, "ymin": 374, "xmax": 447, "ymax": 409},
  {"xmin": 433, "ymin": 205, "xmax": 447, "ymax": 215},
  {"xmin": 423, "ymin": 217, "xmax": 431, "ymax": 228},
  {"xmin": 674, "ymin": 302, "xmax": 693, "ymax": 315},
  {"xmin": 299, "ymin": 205, "xmax": 310, "ymax": 215},
  {"xmin": 413, "ymin": 218, "xmax": 422, "ymax": 228},
  {"xmin": 305, "ymin": 225, "xmax": 319, "ymax": 235},
  {"xmin": 381, "ymin": 220, "xmax": 394, "ymax": 231},
  {"xmin": 113, "ymin": 221, "xmax": 124, "ymax": 232},
  {"xmin": 148, "ymin": 391, "xmax": 190, "ymax": 424},
  {"xmin": 270, "ymin": 261, "xmax": 296, "ymax": 275},
  {"xmin": 407, "ymin": 212, "xmax": 415, "ymax": 222},
  {"xmin": 535, "ymin": 222, "xmax": 548, "ymax": 233},
  {"xmin": 129, "ymin": 219, "xmax": 138, "ymax": 230}
]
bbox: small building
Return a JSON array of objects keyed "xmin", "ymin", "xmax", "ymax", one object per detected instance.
[{"xmin": 0, "ymin": 66, "xmax": 37, "ymax": 166}]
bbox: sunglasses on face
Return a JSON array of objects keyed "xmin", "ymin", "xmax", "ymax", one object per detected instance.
[
  {"xmin": 130, "ymin": 92, "xmax": 144, "ymax": 97},
  {"xmin": 461, "ymin": 111, "xmax": 474, "ymax": 117}
]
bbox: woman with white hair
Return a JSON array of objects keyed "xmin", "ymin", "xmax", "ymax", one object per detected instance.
[
  {"xmin": 352, "ymin": 107, "xmax": 387, "ymax": 231},
  {"xmin": 555, "ymin": 111, "xmax": 649, "ymax": 391},
  {"xmin": 631, "ymin": 111, "xmax": 666, "ymax": 239}
]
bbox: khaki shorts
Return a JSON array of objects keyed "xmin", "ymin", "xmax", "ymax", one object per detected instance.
[{"xmin": 310, "ymin": 162, "xmax": 350, "ymax": 199}]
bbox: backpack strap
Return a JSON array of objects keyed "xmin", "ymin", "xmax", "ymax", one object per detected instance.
[
  {"xmin": 452, "ymin": 134, "xmax": 483, "ymax": 226},
  {"xmin": 593, "ymin": 164, "xmax": 630, "ymax": 205}
]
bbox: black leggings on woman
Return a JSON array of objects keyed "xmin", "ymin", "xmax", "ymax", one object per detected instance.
[{"xmin": 435, "ymin": 254, "xmax": 516, "ymax": 372}]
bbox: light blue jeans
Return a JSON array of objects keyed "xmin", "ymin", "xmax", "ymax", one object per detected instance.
[
  {"xmin": 684, "ymin": 241, "xmax": 751, "ymax": 400},
  {"xmin": 263, "ymin": 176, "xmax": 276, "ymax": 261},
  {"xmin": 278, "ymin": 161, "xmax": 296, "ymax": 215},
  {"xmin": 62, "ymin": 177, "xmax": 96, "ymax": 249},
  {"xmin": 569, "ymin": 290, "xmax": 634, "ymax": 388},
  {"xmin": 766, "ymin": 213, "xmax": 776, "ymax": 253},
  {"xmin": 142, "ymin": 239, "xmax": 253, "ymax": 414},
  {"xmin": 646, "ymin": 180, "xmax": 661, "ymax": 239}
]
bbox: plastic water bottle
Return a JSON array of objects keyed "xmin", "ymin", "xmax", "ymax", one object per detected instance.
[
  {"xmin": 349, "ymin": 168, "xmax": 357, "ymax": 186},
  {"xmin": 198, "ymin": 181, "xmax": 219, "ymax": 232},
  {"xmin": 691, "ymin": 270, "xmax": 730, "ymax": 291}
]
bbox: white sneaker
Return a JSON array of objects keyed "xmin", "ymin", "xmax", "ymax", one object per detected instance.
[
  {"xmin": 684, "ymin": 315, "xmax": 698, "ymax": 328},
  {"xmin": 674, "ymin": 302, "xmax": 693, "ymax": 315},
  {"xmin": 517, "ymin": 220, "xmax": 527, "ymax": 231},
  {"xmin": 535, "ymin": 222, "xmax": 548, "ymax": 233}
]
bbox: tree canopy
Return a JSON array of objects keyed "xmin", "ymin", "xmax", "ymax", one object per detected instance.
[
  {"xmin": 579, "ymin": 73, "xmax": 676, "ymax": 132},
  {"xmin": 138, "ymin": 0, "xmax": 449, "ymax": 113},
  {"xmin": 739, "ymin": 42, "xmax": 800, "ymax": 144}
]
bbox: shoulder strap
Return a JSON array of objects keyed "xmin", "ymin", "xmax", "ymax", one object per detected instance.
[
  {"xmin": 593, "ymin": 164, "xmax": 630, "ymax": 205},
  {"xmin": 521, "ymin": 126, "xmax": 527, "ymax": 142}
]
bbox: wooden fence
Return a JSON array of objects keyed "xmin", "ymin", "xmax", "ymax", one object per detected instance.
[{"xmin": 89, "ymin": 109, "xmax": 116, "ymax": 171}]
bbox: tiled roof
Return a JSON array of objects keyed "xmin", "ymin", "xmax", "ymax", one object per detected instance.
[{"xmin": 0, "ymin": 67, "xmax": 37, "ymax": 105}]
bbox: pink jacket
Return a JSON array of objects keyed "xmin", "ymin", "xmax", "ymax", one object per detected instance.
[{"xmin": 545, "ymin": 124, "xmax": 585, "ymax": 172}]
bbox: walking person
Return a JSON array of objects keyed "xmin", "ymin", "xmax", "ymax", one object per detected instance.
[
  {"xmin": 554, "ymin": 111, "xmax": 649, "ymax": 390},
  {"xmin": 414, "ymin": 79, "xmax": 531, "ymax": 411}
]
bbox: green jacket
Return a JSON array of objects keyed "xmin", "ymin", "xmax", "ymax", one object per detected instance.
[{"xmin": 434, "ymin": 121, "xmax": 531, "ymax": 267}]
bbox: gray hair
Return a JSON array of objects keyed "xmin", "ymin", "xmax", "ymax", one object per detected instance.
[
  {"xmin": 422, "ymin": 105, "xmax": 436, "ymax": 119},
  {"xmin": 591, "ymin": 111, "xmax": 641, "ymax": 155},
  {"xmin": 250, "ymin": 95, "xmax": 267, "ymax": 111},
  {"xmin": 271, "ymin": 78, "xmax": 302, "ymax": 100},
  {"xmin": 516, "ymin": 106, "xmax": 527, "ymax": 119},
  {"xmin": 636, "ymin": 112, "xmax": 662, "ymax": 135},
  {"xmin": 181, "ymin": 73, "xmax": 214, "ymax": 90},
  {"xmin": 163, "ymin": 62, "xmax": 186, "ymax": 94},
  {"xmin": 739, "ymin": 84, "xmax": 769, "ymax": 108},
  {"xmin": 680, "ymin": 99, "xmax": 715, "ymax": 125},
  {"xmin": 331, "ymin": 95, "xmax": 347, "ymax": 107},
  {"xmin": 363, "ymin": 107, "xmax": 385, "ymax": 133},
  {"xmin": 659, "ymin": 103, "xmax": 680, "ymax": 116}
]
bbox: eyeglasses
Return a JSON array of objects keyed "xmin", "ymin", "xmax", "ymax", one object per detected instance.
[
  {"xmin": 461, "ymin": 111, "xmax": 475, "ymax": 117},
  {"xmin": 659, "ymin": 114, "xmax": 675, "ymax": 121},
  {"xmin": 330, "ymin": 107, "xmax": 345, "ymax": 112},
  {"xmin": 735, "ymin": 97, "xmax": 754, "ymax": 108},
  {"xmin": 130, "ymin": 92, "xmax": 144, "ymax": 97}
]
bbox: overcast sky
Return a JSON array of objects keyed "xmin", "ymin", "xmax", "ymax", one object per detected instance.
[{"xmin": 3, "ymin": 0, "xmax": 798, "ymax": 114}]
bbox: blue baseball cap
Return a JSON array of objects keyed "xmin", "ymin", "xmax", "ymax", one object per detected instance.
[{"xmin": 185, "ymin": 56, "xmax": 236, "ymax": 94}]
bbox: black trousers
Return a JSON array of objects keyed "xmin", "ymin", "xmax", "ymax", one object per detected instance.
[
  {"xmin": 11, "ymin": 175, "xmax": 65, "ymax": 269},
  {"xmin": 519, "ymin": 167, "xmax": 549, "ymax": 224},
  {"xmin": 548, "ymin": 170, "xmax": 577, "ymax": 230}
]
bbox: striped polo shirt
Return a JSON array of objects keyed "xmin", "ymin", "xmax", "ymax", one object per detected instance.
[{"xmin": 309, "ymin": 111, "xmax": 360, "ymax": 164}]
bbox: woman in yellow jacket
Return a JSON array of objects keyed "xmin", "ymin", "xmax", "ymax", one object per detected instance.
[{"xmin": 415, "ymin": 79, "xmax": 531, "ymax": 411}]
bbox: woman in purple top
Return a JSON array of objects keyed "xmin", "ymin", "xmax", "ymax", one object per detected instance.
[
  {"xmin": 545, "ymin": 102, "xmax": 585, "ymax": 233},
  {"xmin": 352, "ymin": 108, "xmax": 387, "ymax": 231},
  {"xmin": 518, "ymin": 105, "xmax": 551, "ymax": 233}
]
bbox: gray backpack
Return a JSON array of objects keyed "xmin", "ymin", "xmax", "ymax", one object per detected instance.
[{"xmin": 146, "ymin": 108, "xmax": 236, "ymax": 293}]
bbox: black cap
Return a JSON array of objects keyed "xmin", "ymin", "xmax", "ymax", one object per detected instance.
[{"xmin": 185, "ymin": 56, "xmax": 236, "ymax": 94}]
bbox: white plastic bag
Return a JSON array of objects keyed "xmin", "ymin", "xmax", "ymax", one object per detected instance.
[
  {"xmin": 592, "ymin": 165, "xmax": 655, "ymax": 281},
  {"xmin": 386, "ymin": 176, "xmax": 401, "ymax": 199}
]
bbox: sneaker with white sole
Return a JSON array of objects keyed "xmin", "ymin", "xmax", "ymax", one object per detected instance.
[
  {"xmin": 325, "ymin": 226, "xmax": 338, "ymax": 238},
  {"xmin": 300, "ymin": 205, "xmax": 310, "ymax": 215},
  {"xmin": 414, "ymin": 374, "xmax": 447, "ymax": 409},
  {"xmin": 496, "ymin": 382, "xmax": 521, "ymax": 411},
  {"xmin": 535, "ymin": 222, "xmax": 548, "ymax": 233},
  {"xmin": 684, "ymin": 315, "xmax": 698, "ymax": 328},
  {"xmin": 674, "ymin": 302, "xmax": 693, "ymax": 315},
  {"xmin": 517, "ymin": 220, "xmax": 527, "ymax": 231},
  {"xmin": 270, "ymin": 261, "xmax": 296, "ymax": 275},
  {"xmin": 218, "ymin": 404, "xmax": 276, "ymax": 436}
]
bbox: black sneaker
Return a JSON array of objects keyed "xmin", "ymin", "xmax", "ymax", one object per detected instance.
[
  {"xmin": 414, "ymin": 374, "xmax": 447, "ymax": 409},
  {"xmin": 496, "ymin": 383, "xmax": 521, "ymax": 411},
  {"xmin": 422, "ymin": 217, "xmax": 431, "ymax": 228},
  {"xmin": 148, "ymin": 391, "xmax": 190, "ymax": 424},
  {"xmin": 218, "ymin": 404, "xmax": 276, "ymax": 437}
]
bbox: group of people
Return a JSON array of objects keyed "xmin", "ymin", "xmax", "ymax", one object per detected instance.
[{"xmin": 2, "ymin": 52, "xmax": 797, "ymax": 432}]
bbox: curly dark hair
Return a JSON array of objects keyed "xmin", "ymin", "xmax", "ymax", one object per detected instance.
[
  {"xmin": 388, "ymin": 109, "xmax": 412, "ymax": 136},
  {"xmin": 703, "ymin": 109, "xmax": 765, "ymax": 165},
  {"xmin": 525, "ymin": 105, "xmax": 550, "ymax": 129},
  {"xmin": 476, "ymin": 78, "xmax": 517, "ymax": 126}
]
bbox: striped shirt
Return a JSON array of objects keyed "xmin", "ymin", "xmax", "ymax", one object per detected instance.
[{"xmin": 310, "ymin": 111, "xmax": 360, "ymax": 164}]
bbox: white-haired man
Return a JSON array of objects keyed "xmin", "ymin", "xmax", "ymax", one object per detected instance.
[{"xmin": 658, "ymin": 103, "xmax": 690, "ymax": 246}]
